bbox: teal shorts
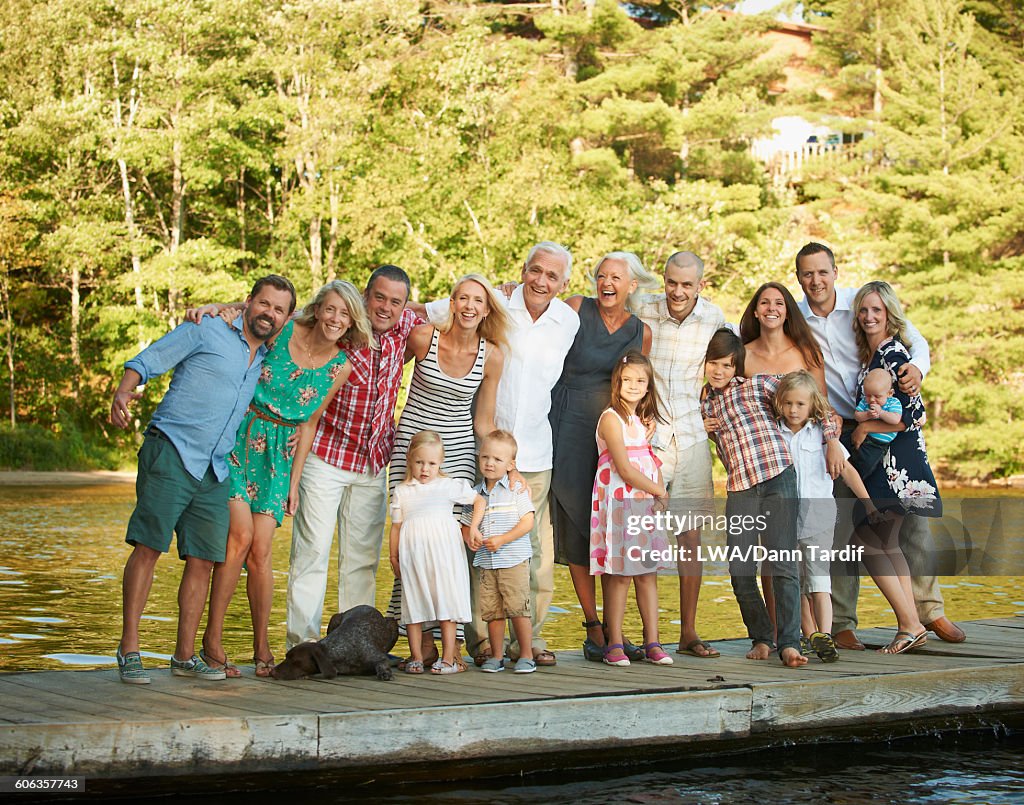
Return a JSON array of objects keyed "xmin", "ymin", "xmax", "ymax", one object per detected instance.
[{"xmin": 125, "ymin": 430, "xmax": 229, "ymax": 562}]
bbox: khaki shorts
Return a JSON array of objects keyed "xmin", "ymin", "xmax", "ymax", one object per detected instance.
[
  {"xmin": 655, "ymin": 437, "xmax": 715, "ymax": 521},
  {"xmin": 477, "ymin": 561, "xmax": 531, "ymax": 622}
]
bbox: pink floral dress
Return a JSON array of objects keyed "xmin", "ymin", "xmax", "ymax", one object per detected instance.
[
  {"xmin": 228, "ymin": 320, "xmax": 347, "ymax": 524},
  {"xmin": 589, "ymin": 409, "xmax": 671, "ymax": 575}
]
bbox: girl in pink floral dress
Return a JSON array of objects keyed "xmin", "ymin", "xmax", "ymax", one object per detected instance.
[{"xmin": 590, "ymin": 352, "xmax": 673, "ymax": 667}]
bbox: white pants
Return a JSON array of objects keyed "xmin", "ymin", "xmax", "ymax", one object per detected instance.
[{"xmin": 285, "ymin": 454, "xmax": 386, "ymax": 649}]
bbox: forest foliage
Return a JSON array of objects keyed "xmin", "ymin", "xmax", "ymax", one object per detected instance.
[{"xmin": 0, "ymin": 0, "xmax": 1022, "ymax": 479}]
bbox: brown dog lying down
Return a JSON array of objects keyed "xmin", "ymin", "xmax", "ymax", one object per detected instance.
[{"xmin": 270, "ymin": 605, "xmax": 399, "ymax": 681}]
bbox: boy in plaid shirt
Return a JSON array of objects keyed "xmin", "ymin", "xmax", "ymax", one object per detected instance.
[{"xmin": 701, "ymin": 329, "xmax": 840, "ymax": 668}]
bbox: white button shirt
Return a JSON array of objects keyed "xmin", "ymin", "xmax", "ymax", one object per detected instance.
[
  {"xmin": 425, "ymin": 286, "xmax": 579, "ymax": 472},
  {"xmin": 636, "ymin": 294, "xmax": 725, "ymax": 453},
  {"xmin": 798, "ymin": 286, "xmax": 931, "ymax": 419},
  {"xmin": 778, "ymin": 420, "xmax": 848, "ymax": 538}
]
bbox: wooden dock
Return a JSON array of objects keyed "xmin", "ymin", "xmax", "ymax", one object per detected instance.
[{"xmin": 2, "ymin": 617, "xmax": 1022, "ymax": 788}]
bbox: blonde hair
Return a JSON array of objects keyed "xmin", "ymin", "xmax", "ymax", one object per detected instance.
[
  {"xmin": 482, "ymin": 428, "xmax": 518, "ymax": 458},
  {"xmin": 294, "ymin": 280, "xmax": 373, "ymax": 350},
  {"xmin": 438, "ymin": 273, "xmax": 510, "ymax": 353},
  {"xmin": 772, "ymin": 370, "xmax": 831, "ymax": 425},
  {"xmin": 403, "ymin": 430, "xmax": 447, "ymax": 482},
  {"xmin": 852, "ymin": 281, "xmax": 909, "ymax": 365},
  {"xmin": 591, "ymin": 251, "xmax": 660, "ymax": 313}
]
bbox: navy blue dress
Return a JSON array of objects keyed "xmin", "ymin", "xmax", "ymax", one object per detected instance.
[
  {"xmin": 856, "ymin": 338, "xmax": 941, "ymax": 518},
  {"xmin": 549, "ymin": 298, "xmax": 645, "ymax": 566}
]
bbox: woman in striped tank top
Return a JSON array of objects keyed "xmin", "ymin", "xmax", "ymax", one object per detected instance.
[{"xmin": 386, "ymin": 274, "xmax": 510, "ymax": 666}]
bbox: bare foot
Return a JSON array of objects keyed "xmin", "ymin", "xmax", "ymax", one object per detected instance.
[
  {"xmin": 746, "ymin": 643, "xmax": 771, "ymax": 660},
  {"xmin": 780, "ymin": 647, "xmax": 808, "ymax": 667}
]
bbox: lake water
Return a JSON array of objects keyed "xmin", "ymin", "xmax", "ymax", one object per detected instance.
[
  {"xmin": 0, "ymin": 483, "xmax": 1022, "ymax": 670},
  {"xmin": 1, "ymin": 482, "xmax": 1022, "ymax": 802}
]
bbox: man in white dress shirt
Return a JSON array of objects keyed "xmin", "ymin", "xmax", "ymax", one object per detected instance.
[
  {"xmin": 795, "ymin": 242, "xmax": 964, "ymax": 649},
  {"xmin": 422, "ymin": 242, "xmax": 580, "ymax": 665},
  {"xmin": 635, "ymin": 251, "xmax": 725, "ymax": 657}
]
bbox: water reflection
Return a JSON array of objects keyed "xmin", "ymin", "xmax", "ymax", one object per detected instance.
[
  {"xmin": 1, "ymin": 483, "xmax": 1022, "ymax": 671},
  {"xmin": 97, "ymin": 729, "xmax": 1024, "ymax": 804}
]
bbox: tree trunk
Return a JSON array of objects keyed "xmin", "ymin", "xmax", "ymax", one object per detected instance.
[
  {"xmin": 236, "ymin": 165, "xmax": 246, "ymax": 272},
  {"xmin": 937, "ymin": 20, "xmax": 950, "ymax": 268},
  {"xmin": 169, "ymin": 100, "xmax": 185, "ymax": 323},
  {"xmin": 308, "ymin": 212, "xmax": 323, "ymax": 289},
  {"xmin": 325, "ymin": 178, "xmax": 339, "ymax": 283},
  {"xmin": 111, "ymin": 57, "xmax": 144, "ymax": 348},
  {"xmin": 70, "ymin": 263, "xmax": 81, "ymax": 400},
  {"xmin": 1, "ymin": 271, "xmax": 14, "ymax": 426}
]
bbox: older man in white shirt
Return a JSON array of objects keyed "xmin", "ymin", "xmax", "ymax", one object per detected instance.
[
  {"xmin": 795, "ymin": 241, "xmax": 964, "ymax": 650},
  {"xmin": 422, "ymin": 242, "xmax": 579, "ymax": 665},
  {"xmin": 635, "ymin": 251, "xmax": 725, "ymax": 658}
]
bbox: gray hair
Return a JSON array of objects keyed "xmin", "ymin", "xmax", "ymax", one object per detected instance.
[
  {"xmin": 664, "ymin": 250, "xmax": 705, "ymax": 280},
  {"xmin": 525, "ymin": 241, "xmax": 573, "ymax": 283},
  {"xmin": 591, "ymin": 251, "xmax": 660, "ymax": 313}
]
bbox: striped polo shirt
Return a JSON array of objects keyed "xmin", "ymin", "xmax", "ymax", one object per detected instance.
[{"xmin": 461, "ymin": 475, "xmax": 535, "ymax": 570}]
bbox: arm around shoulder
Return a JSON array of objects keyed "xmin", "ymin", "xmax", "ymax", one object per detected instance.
[
  {"xmin": 404, "ymin": 324, "xmax": 434, "ymax": 363},
  {"xmin": 564, "ymin": 295, "xmax": 585, "ymax": 313}
]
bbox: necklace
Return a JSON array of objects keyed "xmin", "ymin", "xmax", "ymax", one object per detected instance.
[
  {"xmin": 302, "ymin": 328, "xmax": 333, "ymax": 368},
  {"xmin": 599, "ymin": 307, "xmax": 627, "ymax": 331}
]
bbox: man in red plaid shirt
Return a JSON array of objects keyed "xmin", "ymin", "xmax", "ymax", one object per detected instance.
[{"xmin": 286, "ymin": 265, "xmax": 422, "ymax": 649}]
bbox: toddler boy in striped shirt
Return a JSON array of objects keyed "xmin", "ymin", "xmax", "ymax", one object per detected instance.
[{"xmin": 461, "ymin": 430, "xmax": 536, "ymax": 674}]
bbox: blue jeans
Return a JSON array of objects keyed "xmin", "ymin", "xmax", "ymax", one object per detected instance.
[{"xmin": 725, "ymin": 465, "xmax": 801, "ymax": 654}]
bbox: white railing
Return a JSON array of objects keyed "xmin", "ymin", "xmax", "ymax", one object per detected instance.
[{"xmin": 750, "ymin": 141, "xmax": 855, "ymax": 183}]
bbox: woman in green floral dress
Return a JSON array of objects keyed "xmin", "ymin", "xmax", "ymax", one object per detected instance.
[{"xmin": 199, "ymin": 281, "xmax": 372, "ymax": 676}]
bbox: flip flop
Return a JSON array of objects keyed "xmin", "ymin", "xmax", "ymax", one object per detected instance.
[
  {"xmin": 676, "ymin": 639, "xmax": 720, "ymax": 658},
  {"xmin": 253, "ymin": 656, "xmax": 276, "ymax": 677},
  {"xmin": 199, "ymin": 649, "xmax": 241, "ymax": 678},
  {"xmin": 879, "ymin": 630, "xmax": 928, "ymax": 655}
]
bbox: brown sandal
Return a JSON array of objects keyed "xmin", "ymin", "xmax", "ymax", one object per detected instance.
[
  {"xmin": 253, "ymin": 656, "xmax": 275, "ymax": 677},
  {"xmin": 200, "ymin": 649, "xmax": 241, "ymax": 678}
]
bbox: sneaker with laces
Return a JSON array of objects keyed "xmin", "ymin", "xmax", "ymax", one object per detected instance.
[
  {"xmin": 117, "ymin": 648, "xmax": 151, "ymax": 685},
  {"xmin": 480, "ymin": 657, "xmax": 504, "ymax": 673},
  {"xmin": 171, "ymin": 654, "xmax": 226, "ymax": 680}
]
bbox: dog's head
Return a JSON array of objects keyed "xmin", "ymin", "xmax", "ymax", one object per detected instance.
[{"xmin": 270, "ymin": 642, "xmax": 337, "ymax": 680}]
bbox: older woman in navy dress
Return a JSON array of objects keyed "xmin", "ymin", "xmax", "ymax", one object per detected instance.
[
  {"xmin": 549, "ymin": 251, "xmax": 658, "ymax": 662},
  {"xmin": 851, "ymin": 281, "xmax": 941, "ymax": 655}
]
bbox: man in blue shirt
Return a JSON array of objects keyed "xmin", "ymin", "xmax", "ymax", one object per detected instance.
[{"xmin": 110, "ymin": 275, "xmax": 296, "ymax": 684}]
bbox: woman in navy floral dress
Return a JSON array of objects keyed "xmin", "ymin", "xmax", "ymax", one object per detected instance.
[{"xmin": 851, "ymin": 281, "xmax": 941, "ymax": 655}]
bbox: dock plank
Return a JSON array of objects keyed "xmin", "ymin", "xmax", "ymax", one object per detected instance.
[
  {"xmin": 1, "ymin": 616, "xmax": 1022, "ymax": 780},
  {"xmin": 750, "ymin": 664, "xmax": 1024, "ymax": 731}
]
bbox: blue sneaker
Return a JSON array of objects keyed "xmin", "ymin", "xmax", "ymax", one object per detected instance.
[
  {"xmin": 513, "ymin": 657, "xmax": 537, "ymax": 674},
  {"xmin": 480, "ymin": 657, "xmax": 504, "ymax": 673},
  {"xmin": 171, "ymin": 654, "xmax": 226, "ymax": 680},
  {"xmin": 117, "ymin": 647, "xmax": 151, "ymax": 685}
]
